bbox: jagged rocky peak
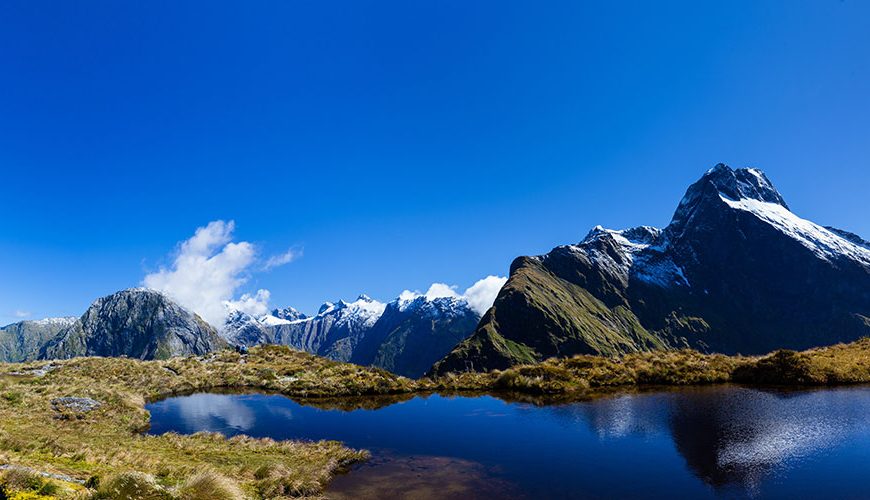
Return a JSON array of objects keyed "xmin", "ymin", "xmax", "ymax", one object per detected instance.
[
  {"xmin": 698, "ymin": 163, "xmax": 787, "ymax": 206},
  {"xmin": 270, "ymin": 306, "xmax": 307, "ymax": 322},
  {"xmin": 313, "ymin": 294, "xmax": 385, "ymax": 318},
  {"xmin": 221, "ymin": 306, "xmax": 272, "ymax": 346},
  {"xmin": 336, "ymin": 295, "xmax": 387, "ymax": 325},
  {"xmin": 579, "ymin": 225, "xmax": 664, "ymax": 251},
  {"xmin": 393, "ymin": 293, "xmax": 472, "ymax": 318},
  {"xmin": 420, "ymin": 296, "xmax": 475, "ymax": 319},
  {"xmin": 670, "ymin": 164, "xmax": 787, "ymax": 231},
  {"xmin": 622, "ymin": 226, "xmax": 664, "ymax": 245}
]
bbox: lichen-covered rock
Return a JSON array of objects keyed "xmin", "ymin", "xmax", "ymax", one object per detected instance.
[
  {"xmin": 51, "ymin": 396, "xmax": 102, "ymax": 413},
  {"xmin": 8, "ymin": 363, "xmax": 59, "ymax": 377}
]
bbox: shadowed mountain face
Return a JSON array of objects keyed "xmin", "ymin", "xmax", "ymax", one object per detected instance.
[
  {"xmin": 433, "ymin": 165, "xmax": 870, "ymax": 374},
  {"xmin": 223, "ymin": 295, "xmax": 480, "ymax": 378},
  {"xmin": 0, "ymin": 317, "xmax": 77, "ymax": 362},
  {"xmin": 38, "ymin": 288, "xmax": 225, "ymax": 360},
  {"xmin": 350, "ymin": 296, "xmax": 481, "ymax": 378}
]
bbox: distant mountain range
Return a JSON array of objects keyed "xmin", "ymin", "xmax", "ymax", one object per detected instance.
[
  {"xmin": 221, "ymin": 293, "xmax": 480, "ymax": 378},
  {"xmin": 5, "ymin": 164, "xmax": 867, "ymax": 379},
  {"xmin": 432, "ymin": 164, "xmax": 870, "ymax": 374},
  {"xmin": 1, "ymin": 287, "xmax": 480, "ymax": 379}
]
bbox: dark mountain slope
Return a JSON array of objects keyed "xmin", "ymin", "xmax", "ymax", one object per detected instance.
[
  {"xmin": 350, "ymin": 296, "xmax": 480, "ymax": 378},
  {"xmin": 433, "ymin": 165, "xmax": 870, "ymax": 374},
  {"xmin": 0, "ymin": 317, "xmax": 77, "ymax": 362},
  {"xmin": 222, "ymin": 294, "xmax": 480, "ymax": 377}
]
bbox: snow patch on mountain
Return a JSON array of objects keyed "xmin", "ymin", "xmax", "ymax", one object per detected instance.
[
  {"xmin": 397, "ymin": 276, "xmax": 507, "ymax": 315},
  {"xmin": 257, "ymin": 315, "xmax": 294, "ymax": 326},
  {"xmin": 285, "ymin": 295, "xmax": 387, "ymax": 328},
  {"xmin": 720, "ymin": 195, "xmax": 870, "ymax": 266},
  {"xmin": 30, "ymin": 317, "xmax": 78, "ymax": 327},
  {"xmin": 575, "ymin": 226, "xmax": 689, "ymax": 288},
  {"xmin": 569, "ymin": 164, "xmax": 869, "ymax": 290},
  {"xmin": 334, "ymin": 296, "xmax": 387, "ymax": 328}
]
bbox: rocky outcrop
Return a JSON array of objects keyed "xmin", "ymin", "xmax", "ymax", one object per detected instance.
[{"xmin": 39, "ymin": 288, "xmax": 225, "ymax": 360}]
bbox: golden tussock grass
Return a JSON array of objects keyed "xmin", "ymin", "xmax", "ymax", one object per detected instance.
[{"xmin": 1, "ymin": 339, "xmax": 868, "ymax": 498}]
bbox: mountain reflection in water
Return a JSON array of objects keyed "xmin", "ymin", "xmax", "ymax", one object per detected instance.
[{"xmin": 147, "ymin": 386, "xmax": 870, "ymax": 499}]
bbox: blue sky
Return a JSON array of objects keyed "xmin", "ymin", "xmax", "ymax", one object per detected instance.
[{"xmin": 2, "ymin": 1, "xmax": 869, "ymax": 324}]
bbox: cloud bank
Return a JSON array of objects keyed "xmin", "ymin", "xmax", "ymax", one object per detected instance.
[
  {"xmin": 142, "ymin": 220, "xmax": 504, "ymax": 327},
  {"xmin": 400, "ymin": 275, "xmax": 507, "ymax": 315},
  {"xmin": 143, "ymin": 220, "xmax": 297, "ymax": 328}
]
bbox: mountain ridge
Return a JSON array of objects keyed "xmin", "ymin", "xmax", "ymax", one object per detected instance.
[
  {"xmin": 222, "ymin": 291, "xmax": 480, "ymax": 377},
  {"xmin": 432, "ymin": 164, "xmax": 870, "ymax": 374}
]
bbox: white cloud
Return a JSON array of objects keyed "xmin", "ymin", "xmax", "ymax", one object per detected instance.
[
  {"xmin": 14, "ymin": 310, "xmax": 31, "ymax": 319},
  {"xmin": 143, "ymin": 220, "xmax": 280, "ymax": 327},
  {"xmin": 264, "ymin": 247, "xmax": 303, "ymax": 270},
  {"xmin": 463, "ymin": 275, "xmax": 508, "ymax": 315},
  {"xmin": 397, "ymin": 276, "xmax": 507, "ymax": 316},
  {"xmin": 424, "ymin": 283, "xmax": 460, "ymax": 300},
  {"xmin": 225, "ymin": 289, "xmax": 271, "ymax": 318}
]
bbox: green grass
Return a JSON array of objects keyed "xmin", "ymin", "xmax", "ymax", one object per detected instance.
[
  {"xmin": 429, "ymin": 337, "xmax": 870, "ymax": 395},
  {"xmin": 1, "ymin": 339, "xmax": 869, "ymax": 498},
  {"xmin": 0, "ymin": 346, "xmax": 406, "ymax": 499}
]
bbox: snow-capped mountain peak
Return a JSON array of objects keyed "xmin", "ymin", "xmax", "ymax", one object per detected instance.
[
  {"xmin": 394, "ymin": 292, "xmax": 470, "ymax": 315},
  {"xmin": 270, "ymin": 306, "xmax": 307, "ymax": 322},
  {"xmin": 561, "ymin": 164, "xmax": 869, "ymax": 293},
  {"xmin": 332, "ymin": 296, "xmax": 386, "ymax": 328},
  {"xmin": 700, "ymin": 163, "xmax": 788, "ymax": 208}
]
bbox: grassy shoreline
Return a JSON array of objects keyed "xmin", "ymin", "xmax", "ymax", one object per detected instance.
[{"xmin": 1, "ymin": 340, "xmax": 869, "ymax": 498}]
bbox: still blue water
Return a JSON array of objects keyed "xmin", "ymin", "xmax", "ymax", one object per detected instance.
[{"xmin": 146, "ymin": 386, "xmax": 870, "ymax": 499}]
